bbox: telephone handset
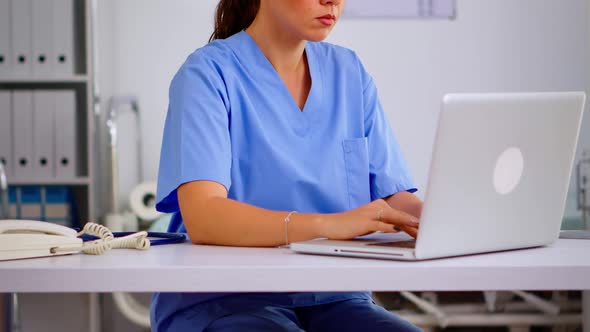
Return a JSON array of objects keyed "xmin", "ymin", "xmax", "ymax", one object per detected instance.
[
  {"xmin": 0, "ymin": 219, "xmax": 151, "ymax": 261},
  {"xmin": 0, "ymin": 219, "xmax": 79, "ymax": 237},
  {"xmin": 0, "ymin": 219, "xmax": 83, "ymax": 261}
]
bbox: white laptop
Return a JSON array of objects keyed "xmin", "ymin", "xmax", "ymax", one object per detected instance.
[{"xmin": 291, "ymin": 92, "xmax": 586, "ymax": 261}]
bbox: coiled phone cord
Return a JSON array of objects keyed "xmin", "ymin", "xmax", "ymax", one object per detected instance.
[{"xmin": 52, "ymin": 222, "xmax": 150, "ymax": 255}]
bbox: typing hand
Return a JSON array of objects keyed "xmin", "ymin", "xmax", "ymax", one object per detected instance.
[{"xmin": 319, "ymin": 199, "xmax": 419, "ymax": 240}]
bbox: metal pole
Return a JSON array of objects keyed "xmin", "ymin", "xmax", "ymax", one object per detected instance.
[
  {"xmin": 9, "ymin": 294, "xmax": 20, "ymax": 332},
  {"xmin": 89, "ymin": 0, "xmax": 102, "ymax": 331},
  {"xmin": 106, "ymin": 95, "xmax": 142, "ymax": 215},
  {"xmin": 584, "ymin": 291, "xmax": 590, "ymax": 332},
  {"xmin": 0, "ymin": 163, "xmax": 9, "ymax": 219},
  {"xmin": 579, "ymin": 151, "xmax": 590, "ymax": 332},
  {"xmin": 106, "ymin": 101, "xmax": 119, "ymax": 215},
  {"xmin": 88, "ymin": 293, "xmax": 101, "ymax": 332},
  {"xmin": 577, "ymin": 151, "xmax": 590, "ymax": 229}
]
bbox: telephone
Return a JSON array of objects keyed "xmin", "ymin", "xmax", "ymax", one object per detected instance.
[
  {"xmin": 0, "ymin": 219, "xmax": 153, "ymax": 261},
  {"xmin": 0, "ymin": 219, "xmax": 83, "ymax": 261}
]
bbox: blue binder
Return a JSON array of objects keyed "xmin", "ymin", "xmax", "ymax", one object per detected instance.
[
  {"xmin": 19, "ymin": 186, "xmax": 42, "ymax": 220},
  {"xmin": 9, "ymin": 186, "xmax": 18, "ymax": 218},
  {"xmin": 43, "ymin": 186, "xmax": 72, "ymax": 226}
]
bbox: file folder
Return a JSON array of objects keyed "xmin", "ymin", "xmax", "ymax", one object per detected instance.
[
  {"xmin": 54, "ymin": 90, "xmax": 77, "ymax": 179},
  {"xmin": 31, "ymin": 0, "xmax": 54, "ymax": 76},
  {"xmin": 9, "ymin": 186, "xmax": 18, "ymax": 218},
  {"xmin": 20, "ymin": 185, "xmax": 42, "ymax": 219},
  {"xmin": 0, "ymin": 0, "xmax": 12, "ymax": 76},
  {"xmin": 33, "ymin": 91, "xmax": 55, "ymax": 179},
  {"xmin": 53, "ymin": 0, "xmax": 75, "ymax": 75},
  {"xmin": 0, "ymin": 91, "xmax": 12, "ymax": 178},
  {"xmin": 10, "ymin": 0, "xmax": 33, "ymax": 76},
  {"xmin": 12, "ymin": 90, "xmax": 34, "ymax": 180},
  {"xmin": 43, "ymin": 186, "xmax": 71, "ymax": 226}
]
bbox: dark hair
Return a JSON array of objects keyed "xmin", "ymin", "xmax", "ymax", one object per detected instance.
[{"xmin": 209, "ymin": 0, "xmax": 260, "ymax": 42}]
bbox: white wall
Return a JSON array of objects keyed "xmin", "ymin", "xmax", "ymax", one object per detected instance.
[
  {"xmin": 97, "ymin": 0, "xmax": 590, "ymax": 217},
  {"xmin": 96, "ymin": 0, "xmax": 218, "ymax": 212}
]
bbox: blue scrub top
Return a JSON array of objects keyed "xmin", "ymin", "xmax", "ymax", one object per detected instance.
[{"xmin": 152, "ymin": 31, "xmax": 416, "ymax": 328}]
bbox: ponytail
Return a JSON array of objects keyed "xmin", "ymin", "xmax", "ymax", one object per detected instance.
[{"xmin": 209, "ymin": 0, "xmax": 260, "ymax": 42}]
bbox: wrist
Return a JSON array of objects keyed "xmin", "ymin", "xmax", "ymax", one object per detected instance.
[{"xmin": 313, "ymin": 213, "xmax": 332, "ymax": 238}]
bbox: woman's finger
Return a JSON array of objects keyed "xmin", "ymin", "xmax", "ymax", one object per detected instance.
[
  {"xmin": 401, "ymin": 225, "xmax": 419, "ymax": 239},
  {"xmin": 372, "ymin": 221, "xmax": 398, "ymax": 233},
  {"xmin": 381, "ymin": 208, "xmax": 420, "ymax": 227}
]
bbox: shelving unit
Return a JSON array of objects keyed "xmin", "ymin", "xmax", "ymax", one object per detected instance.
[
  {"xmin": 0, "ymin": 0, "xmax": 96, "ymax": 224},
  {"xmin": 1, "ymin": 1, "xmax": 101, "ymax": 331},
  {"xmin": 0, "ymin": 75, "xmax": 89, "ymax": 84}
]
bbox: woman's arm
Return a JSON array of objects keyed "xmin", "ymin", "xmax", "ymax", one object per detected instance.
[
  {"xmin": 178, "ymin": 180, "xmax": 323, "ymax": 247},
  {"xmin": 179, "ymin": 181, "xmax": 419, "ymax": 247}
]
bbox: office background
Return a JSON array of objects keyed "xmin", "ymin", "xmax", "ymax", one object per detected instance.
[
  {"xmin": 94, "ymin": 2, "xmax": 590, "ymax": 326},
  {"xmin": 95, "ymin": 3, "xmax": 590, "ymax": 326},
  {"xmin": 1, "ymin": 0, "xmax": 589, "ymax": 331},
  {"xmin": 96, "ymin": 0, "xmax": 590, "ymax": 221}
]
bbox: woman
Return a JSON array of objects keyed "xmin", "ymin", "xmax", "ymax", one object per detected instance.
[{"xmin": 152, "ymin": 0, "xmax": 423, "ymax": 331}]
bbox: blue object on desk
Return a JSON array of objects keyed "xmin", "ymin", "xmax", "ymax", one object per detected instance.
[{"xmin": 79, "ymin": 231, "xmax": 187, "ymax": 246}]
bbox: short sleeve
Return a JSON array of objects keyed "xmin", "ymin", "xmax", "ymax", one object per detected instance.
[
  {"xmin": 360, "ymin": 61, "xmax": 417, "ymax": 200},
  {"xmin": 155, "ymin": 51, "xmax": 232, "ymax": 213}
]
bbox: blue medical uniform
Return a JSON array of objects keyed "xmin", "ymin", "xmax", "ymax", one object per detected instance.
[{"xmin": 152, "ymin": 31, "xmax": 418, "ymax": 331}]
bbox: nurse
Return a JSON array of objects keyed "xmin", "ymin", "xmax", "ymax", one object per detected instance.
[{"xmin": 152, "ymin": 0, "xmax": 423, "ymax": 331}]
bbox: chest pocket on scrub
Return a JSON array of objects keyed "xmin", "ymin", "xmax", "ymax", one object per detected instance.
[{"xmin": 342, "ymin": 137, "xmax": 371, "ymax": 209}]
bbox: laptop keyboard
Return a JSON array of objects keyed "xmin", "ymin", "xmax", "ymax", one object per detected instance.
[{"xmin": 367, "ymin": 240, "xmax": 416, "ymax": 249}]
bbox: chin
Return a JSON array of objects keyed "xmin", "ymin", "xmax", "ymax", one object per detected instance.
[{"xmin": 305, "ymin": 30, "xmax": 332, "ymax": 42}]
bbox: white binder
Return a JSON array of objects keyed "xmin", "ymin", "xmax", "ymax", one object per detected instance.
[
  {"xmin": 12, "ymin": 91, "xmax": 34, "ymax": 180},
  {"xmin": 31, "ymin": 0, "xmax": 54, "ymax": 76},
  {"xmin": 0, "ymin": 91, "xmax": 12, "ymax": 177},
  {"xmin": 33, "ymin": 91, "xmax": 55, "ymax": 179},
  {"xmin": 54, "ymin": 90, "xmax": 77, "ymax": 179},
  {"xmin": 53, "ymin": 0, "xmax": 75, "ymax": 75},
  {"xmin": 0, "ymin": 0, "xmax": 12, "ymax": 76},
  {"xmin": 10, "ymin": 0, "xmax": 33, "ymax": 76}
]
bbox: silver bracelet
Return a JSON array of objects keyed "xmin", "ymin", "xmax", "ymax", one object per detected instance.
[{"xmin": 284, "ymin": 211, "xmax": 298, "ymax": 246}]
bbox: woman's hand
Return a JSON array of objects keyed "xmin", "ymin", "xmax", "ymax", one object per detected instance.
[{"xmin": 318, "ymin": 199, "xmax": 420, "ymax": 240}]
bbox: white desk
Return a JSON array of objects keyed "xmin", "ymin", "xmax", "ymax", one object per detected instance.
[
  {"xmin": 1, "ymin": 238, "xmax": 589, "ymax": 293},
  {"xmin": 1, "ymin": 238, "xmax": 590, "ymax": 331}
]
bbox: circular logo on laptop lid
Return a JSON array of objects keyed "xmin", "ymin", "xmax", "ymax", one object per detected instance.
[{"xmin": 493, "ymin": 147, "xmax": 524, "ymax": 195}]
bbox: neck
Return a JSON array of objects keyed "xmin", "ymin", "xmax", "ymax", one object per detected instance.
[{"xmin": 245, "ymin": 12, "xmax": 307, "ymax": 76}]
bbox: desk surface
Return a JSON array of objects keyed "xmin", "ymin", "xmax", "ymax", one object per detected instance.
[{"xmin": 1, "ymin": 239, "xmax": 589, "ymax": 293}]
